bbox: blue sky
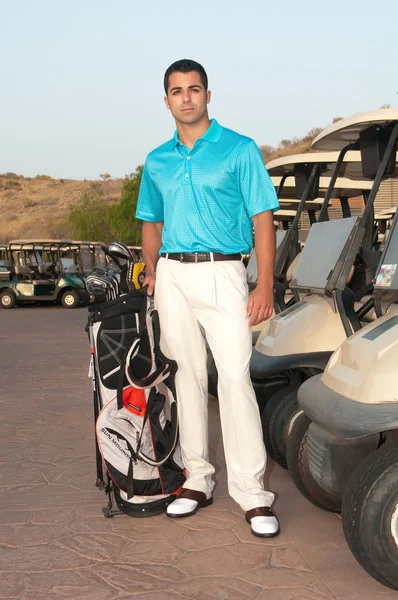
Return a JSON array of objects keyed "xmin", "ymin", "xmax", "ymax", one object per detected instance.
[{"xmin": 1, "ymin": 0, "xmax": 397, "ymax": 180}]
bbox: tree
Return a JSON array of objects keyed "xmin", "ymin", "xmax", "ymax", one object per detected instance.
[
  {"xmin": 68, "ymin": 190, "xmax": 113, "ymax": 241},
  {"xmin": 108, "ymin": 166, "xmax": 143, "ymax": 245},
  {"xmin": 99, "ymin": 173, "xmax": 111, "ymax": 180},
  {"xmin": 68, "ymin": 166, "xmax": 144, "ymax": 244}
]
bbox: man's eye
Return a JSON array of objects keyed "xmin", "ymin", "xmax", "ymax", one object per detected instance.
[
  {"xmin": 172, "ymin": 90, "xmax": 181, "ymax": 95},
  {"xmin": 191, "ymin": 88, "xmax": 201, "ymax": 93}
]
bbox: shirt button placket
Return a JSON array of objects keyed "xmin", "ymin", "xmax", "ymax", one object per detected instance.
[{"xmin": 184, "ymin": 154, "xmax": 191, "ymax": 184}]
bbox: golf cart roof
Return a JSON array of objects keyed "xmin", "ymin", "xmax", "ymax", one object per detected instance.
[
  {"xmin": 8, "ymin": 239, "xmax": 104, "ymax": 246},
  {"xmin": 266, "ymin": 151, "xmax": 365, "ymax": 180},
  {"xmin": 312, "ymin": 109, "xmax": 398, "ymax": 150},
  {"xmin": 271, "ymin": 175, "xmax": 372, "ymax": 199},
  {"xmin": 378, "ymin": 206, "xmax": 397, "ymax": 215}
]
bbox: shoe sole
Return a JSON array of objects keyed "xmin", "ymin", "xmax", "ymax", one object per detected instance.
[{"xmin": 166, "ymin": 497, "xmax": 213, "ymax": 518}]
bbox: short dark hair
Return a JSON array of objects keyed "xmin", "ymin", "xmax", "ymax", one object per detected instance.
[{"xmin": 164, "ymin": 59, "xmax": 208, "ymax": 94}]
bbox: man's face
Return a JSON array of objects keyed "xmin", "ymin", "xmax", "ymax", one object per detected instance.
[{"xmin": 165, "ymin": 71, "xmax": 211, "ymax": 125}]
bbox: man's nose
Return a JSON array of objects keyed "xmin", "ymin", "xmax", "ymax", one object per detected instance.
[{"xmin": 182, "ymin": 89, "xmax": 192, "ymax": 103}]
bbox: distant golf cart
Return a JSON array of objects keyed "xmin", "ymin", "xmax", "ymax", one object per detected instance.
[
  {"xmin": 0, "ymin": 245, "xmax": 13, "ymax": 281},
  {"xmin": 286, "ymin": 109, "xmax": 398, "ymax": 590},
  {"xmin": 0, "ymin": 240, "xmax": 94, "ymax": 308}
]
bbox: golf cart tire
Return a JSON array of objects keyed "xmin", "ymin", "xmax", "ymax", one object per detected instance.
[
  {"xmin": 0, "ymin": 289, "xmax": 16, "ymax": 309},
  {"xmin": 61, "ymin": 289, "xmax": 81, "ymax": 309},
  {"xmin": 342, "ymin": 445, "xmax": 398, "ymax": 591},
  {"xmin": 286, "ymin": 411, "xmax": 342, "ymax": 512},
  {"xmin": 263, "ymin": 385, "xmax": 298, "ymax": 468}
]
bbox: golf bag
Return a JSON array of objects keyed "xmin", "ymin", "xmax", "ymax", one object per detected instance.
[{"xmin": 87, "ymin": 288, "xmax": 185, "ymax": 517}]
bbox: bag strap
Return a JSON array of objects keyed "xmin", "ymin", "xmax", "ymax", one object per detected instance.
[{"xmin": 135, "ymin": 388, "xmax": 179, "ymax": 467}]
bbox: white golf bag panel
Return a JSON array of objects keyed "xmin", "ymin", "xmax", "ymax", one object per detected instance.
[{"xmin": 88, "ymin": 289, "xmax": 185, "ymax": 516}]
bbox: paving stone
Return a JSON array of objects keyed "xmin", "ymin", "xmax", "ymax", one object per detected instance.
[
  {"xmin": 256, "ymin": 581, "xmax": 337, "ymax": 599},
  {"xmin": 170, "ymin": 576, "xmax": 261, "ymax": 600},
  {"xmin": 31, "ymin": 508, "xmax": 76, "ymax": 525},
  {"xmin": 2, "ymin": 307, "xmax": 394, "ymax": 600},
  {"xmin": 238, "ymin": 545, "xmax": 320, "ymax": 589},
  {"xmin": 206, "ymin": 495, "xmax": 239, "ymax": 512},
  {"xmin": 274, "ymin": 492, "xmax": 344, "ymax": 545},
  {"xmin": 0, "ymin": 523, "xmax": 69, "ymax": 547},
  {"xmin": 66, "ymin": 514, "xmax": 113, "ymax": 534},
  {"xmin": 0, "ymin": 543, "xmax": 95, "ymax": 572},
  {"xmin": 0, "ymin": 572, "xmax": 26, "ymax": 598},
  {"xmin": 293, "ymin": 538, "xmax": 398, "ymax": 598},
  {"xmin": 131, "ymin": 593, "xmax": 192, "ymax": 600},
  {"xmin": 114, "ymin": 514, "xmax": 187, "ymax": 541},
  {"xmin": 0, "ymin": 510, "xmax": 31, "ymax": 525},
  {"xmin": 172, "ymin": 527, "xmax": 238, "ymax": 550},
  {"xmin": 59, "ymin": 533, "xmax": 129, "ymax": 561},
  {"xmin": 120, "ymin": 540, "xmax": 184, "ymax": 565},
  {"xmin": 176, "ymin": 541, "xmax": 273, "ymax": 576},
  {"xmin": 239, "ymin": 567, "xmax": 323, "ymax": 589},
  {"xmin": 14, "ymin": 569, "xmax": 127, "ymax": 600},
  {"xmin": 90, "ymin": 563, "xmax": 185, "ymax": 595}
]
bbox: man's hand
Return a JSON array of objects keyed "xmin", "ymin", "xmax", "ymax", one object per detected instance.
[
  {"xmin": 142, "ymin": 270, "xmax": 156, "ymax": 296},
  {"xmin": 247, "ymin": 282, "xmax": 274, "ymax": 327}
]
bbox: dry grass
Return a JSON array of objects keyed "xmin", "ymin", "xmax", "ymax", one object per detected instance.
[
  {"xmin": 0, "ymin": 175, "xmax": 123, "ymax": 242},
  {"xmin": 261, "ymin": 127, "xmax": 324, "ymax": 164}
]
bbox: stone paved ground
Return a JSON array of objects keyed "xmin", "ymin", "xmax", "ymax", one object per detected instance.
[{"xmin": 1, "ymin": 306, "xmax": 397, "ymax": 600}]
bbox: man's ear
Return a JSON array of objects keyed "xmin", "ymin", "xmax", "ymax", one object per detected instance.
[
  {"xmin": 164, "ymin": 95, "xmax": 170, "ymax": 110},
  {"xmin": 206, "ymin": 90, "xmax": 211, "ymax": 104}
]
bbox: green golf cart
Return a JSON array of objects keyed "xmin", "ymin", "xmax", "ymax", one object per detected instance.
[{"xmin": 0, "ymin": 240, "xmax": 94, "ymax": 309}]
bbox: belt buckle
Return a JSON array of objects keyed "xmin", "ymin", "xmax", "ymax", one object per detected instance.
[
  {"xmin": 180, "ymin": 254, "xmax": 184, "ymax": 263},
  {"xmin": 195, "ymin": 253, "xmax": 198, "ymax": 263}
]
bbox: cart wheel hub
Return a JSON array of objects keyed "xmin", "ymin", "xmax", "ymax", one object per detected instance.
[
  {"xmin": 64, "ymin": 294, "xmax": 75, "ymax": 306},
  {"xmin": 2, "ymin": 295, "xmax": 11, "ymax": 306},
  {"xmin": 391, "ymin": 502, "xmax": 398, "ymax": 548}
]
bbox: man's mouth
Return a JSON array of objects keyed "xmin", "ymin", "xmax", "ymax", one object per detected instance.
[{"xmin": 182, "ymin": 107, "xmax": 195, "ymax": 112}]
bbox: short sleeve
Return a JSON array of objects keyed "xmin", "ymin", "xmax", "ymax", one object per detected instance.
[
  {"xmin": 135, "ymin": 161, "xmax": 164, "ymax": 222},
  {"xmin": 237, "ymin": 141, "xmax": 280, "ymax": 217}
]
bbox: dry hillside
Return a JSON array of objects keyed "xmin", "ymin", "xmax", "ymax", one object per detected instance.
[{"xmin": 0, "ymin": 174, "xmax": 123, "ymax": 242}]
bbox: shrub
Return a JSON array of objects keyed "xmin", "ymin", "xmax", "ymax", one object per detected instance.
[
  {"xmin": 67, "ymin": 167, "xmax": 143, "ymax": 244},
  {"xmin": 4, "ymin": 180, "xmax": 22, "ymax": 190},
  {"xmin": 68, "ymin": 190, "xmax": 113, "ymax": 241},
  {"xmin": 108, "ymin": 166, "xmax": 143, "ymax": 245},
  {"xmin": 21, "ymin": 198, "xmax": 37, "ymax": 209},
  {"xmin": 34, "ymin": 174, "xmax": 54, "ymax": 181},
  {"xmin": 47, "ymin": 218, "xmax": 69, "ymax": 238}
]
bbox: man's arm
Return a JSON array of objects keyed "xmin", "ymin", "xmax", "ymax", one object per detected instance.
[
  {"xmin": 141, "ymin": 221, "xmax": 163, "ymax": 296},
  {"xmin": 247, "ymin": 211, "xmax": 276, "ymax": 326}
]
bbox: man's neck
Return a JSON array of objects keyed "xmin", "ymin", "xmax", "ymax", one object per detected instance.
[{"xmin": 176, "ymin": 116, "xmax": 211, "ymax": 150}]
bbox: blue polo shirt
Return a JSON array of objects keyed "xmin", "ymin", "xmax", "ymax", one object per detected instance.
[{"xmin": 136, "ymin": 119, "xmax": 279, "ymax": 254}]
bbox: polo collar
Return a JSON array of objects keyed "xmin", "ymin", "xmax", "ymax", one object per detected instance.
[{"xmin": 171, "ymin": 118, "xmax": 223, "ymax": 147}]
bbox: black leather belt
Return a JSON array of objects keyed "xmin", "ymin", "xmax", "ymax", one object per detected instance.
[{"xmin": 160, "ymin": 252, "xmax": 242, "ymax": 263}]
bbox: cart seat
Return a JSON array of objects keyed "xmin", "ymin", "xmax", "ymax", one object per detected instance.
[
  {"xmin": 286, "ymin": 252, "xmax": 355, "ymax": 284},
  {"xmin": 14, "ymin": 265, "xmax": 34, "ymax": 279}
]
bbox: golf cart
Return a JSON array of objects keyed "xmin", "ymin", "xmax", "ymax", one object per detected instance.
[
  {"xmin": 54, "ymin": 240, "xmax": 107, "ymax": 277},
  {"xmin": 251, "ymin": 140, "xmax": 385, "ymax": 468},
  {"xmin": 208, "ymin": 150, "xmax": 373, "ymax": 403},
  {"xmin": 0, "ymin": 241, "xmax": 94, "ymax": 308},
  {"xmin": 0, "ymin": 245, "xmax": 14, "ymax": 281},
  {"xmin": 285, "ymin": 110, "xmax": 398, "ymax": 590}
]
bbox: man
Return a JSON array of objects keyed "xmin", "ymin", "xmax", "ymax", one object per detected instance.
[{"xmin": 136, "ymin": 59, "xmax": 280, "ymax": 537}]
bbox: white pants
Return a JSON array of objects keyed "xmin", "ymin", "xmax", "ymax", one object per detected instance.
[{"xmin": 155, "ymin": 257, "xmax": 274, "ymax": 511}]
